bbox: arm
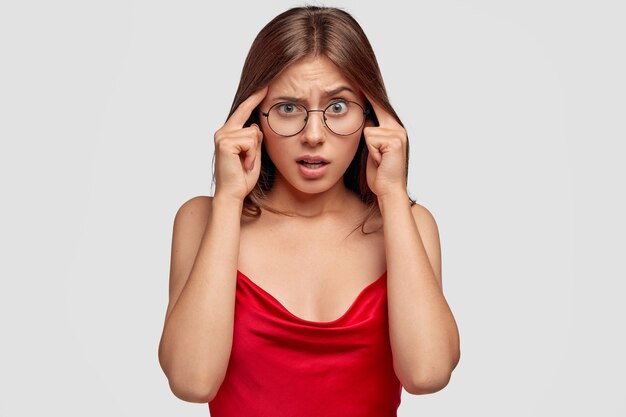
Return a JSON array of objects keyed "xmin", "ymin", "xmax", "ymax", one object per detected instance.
[
  {"xmin": 158, "ymin": 194, "xmax": 244, "ymax": 403},
  {"xmin": 380, "ymin": 194, "xmax": 460, "ymax": 394}
]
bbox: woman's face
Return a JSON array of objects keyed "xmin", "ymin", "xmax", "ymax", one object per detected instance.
[{"xmin": 258, "ymin": 55, "xmax": 367, "ymax": 196}]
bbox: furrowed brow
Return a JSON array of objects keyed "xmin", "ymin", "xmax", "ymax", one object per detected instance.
[
  {"xmin": 273, "ymin": 95, "xmax": 306, "ymax": 102},
  {"xmin": 272, "ymin": 86, "xmax": 356, "ymax": 102},
  {"xmin": 324, "ymin": 86, "xmax": 356, "ymax": 96}
]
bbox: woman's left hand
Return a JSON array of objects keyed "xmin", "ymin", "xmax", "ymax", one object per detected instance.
[{"xmin": 362, "ymin": 92, "xmax": 408, "ymax": 198}]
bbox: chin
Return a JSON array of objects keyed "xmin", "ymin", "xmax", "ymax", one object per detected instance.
[
  {"xmin": 273, "ymin": 160, "xmax": 349, "ymax": 195},
  {"xmin": 275, "ymin": 173, "xmax": 332, "ymax": 194},
  {"xmin": 290, "ymin": 180, "xmax": 332, "ymax": 194}
]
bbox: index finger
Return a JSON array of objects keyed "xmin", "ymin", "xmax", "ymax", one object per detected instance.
[
  {"xmin": 224, "ymin": 85, "xmax": 269, "ymax": 130},
  {"xmin": 363, "ymin": 90, "xmax": 398, "ymax": 128}
]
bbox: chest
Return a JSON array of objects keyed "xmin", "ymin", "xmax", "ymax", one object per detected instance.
[{"xmin": 237, "ymin": 217, "xmax": 386, "ymax": 323}]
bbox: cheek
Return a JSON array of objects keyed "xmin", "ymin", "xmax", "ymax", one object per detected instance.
[
  {"xmin": 259, "ymin": 117, "xmax": 281, "ymax": 151},
  {"xmin": 345, "ymin": 133, "xmax": 364, "ymax": 157},
  {"xmin": 334, "ymin": 137, "xmax": 362, "ymax": 171},
  {"xmin": 261, "ymin": 136, "xmax": 286, "ymax": 169}
]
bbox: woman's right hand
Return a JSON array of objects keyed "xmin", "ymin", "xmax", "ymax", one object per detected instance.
[{"xmin": 213, "ymin": 86, "xmax": 268, "ymax": 202}]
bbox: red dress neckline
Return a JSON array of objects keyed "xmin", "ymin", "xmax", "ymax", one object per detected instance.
[{"xmin": 236, "ymin": 269, "xmax": 388, "ymax": 326}]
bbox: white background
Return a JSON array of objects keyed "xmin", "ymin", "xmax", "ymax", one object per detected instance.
[{"xmin": 1, "ymin": 0, "xmax": 624, "ymax": 415}]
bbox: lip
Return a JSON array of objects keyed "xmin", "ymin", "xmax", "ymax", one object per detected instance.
[
  {"xmin": 295, "ymin": 154, "xmax": 330, "ymax": 163},
  {"xmin": 296, "ymin": 160, "xmax": 329, "ymax": 179}
]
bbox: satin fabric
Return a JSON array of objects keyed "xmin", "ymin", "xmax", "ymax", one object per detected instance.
[{"xmin": 208, "ymin": 269, "xmax": 402, "ymax": 416}]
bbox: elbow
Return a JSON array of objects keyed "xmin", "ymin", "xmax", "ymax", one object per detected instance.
[
  {"xmin": 167, "ymin": 376, "xmax": 216, "ymax": 403},
  {"xmin": 403, "ymin": 371, "xmax": 452, "ymax": 395},
  {"xmin": 159, "ymin": 352, "xmax": 217, "ymax": 403},
  {"xmin": 158, "ymin": 341, "xmax": 217, "ymax": 403},
  {"xmin": 401, "ymin": 331, "xmax": 461, "ymax": 395},
  {"xmin": 403, "ymin": 355, "xmax": 459, "ymax": 395},
  {"xmin": 407, "ymin": 352, "xmax": 460, "ymax": 395},
  {"xmin": 400, "ymin": 348, "xmax": 460, "ymax": 395}
]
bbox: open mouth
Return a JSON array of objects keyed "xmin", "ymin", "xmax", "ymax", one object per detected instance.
[{"xmin": 297, "ymin": 161, "xmax": 328, "ymax": 169}]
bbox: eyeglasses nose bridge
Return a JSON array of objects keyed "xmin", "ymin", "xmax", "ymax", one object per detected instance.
[
  {"xmin": 303, "ymin": 109, "xmax": 329, "ymax": 135},
  {"xmin": 303, "ymin": 109, "xmax": 327, "ymax": 124}
]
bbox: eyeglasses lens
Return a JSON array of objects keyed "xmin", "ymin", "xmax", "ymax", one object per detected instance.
[{"xmin": 267, "ymin": 101, "xmax": 365, "ymax": 136}]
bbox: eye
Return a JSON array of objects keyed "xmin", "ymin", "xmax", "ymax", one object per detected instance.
[
  {"xmin": 327, "ymin": 100, "xmax": 348, "ymax": 115},
  {"xmin": 276, "ymin": 102, "xmax": 302, "ymax": 114}
]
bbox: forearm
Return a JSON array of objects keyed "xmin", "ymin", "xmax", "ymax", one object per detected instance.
[
  {"xmin": 379, "ymin": 193, "xmax": 460, "ymax": 393},
  {"xmin": 158, "ymin": 195, "xmax": 243, "ymax": 402}
]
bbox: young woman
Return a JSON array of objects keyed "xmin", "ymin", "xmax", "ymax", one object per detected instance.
[{"xmin": 158, "ymin": 6, "xmax": 460, "ymax": 416}]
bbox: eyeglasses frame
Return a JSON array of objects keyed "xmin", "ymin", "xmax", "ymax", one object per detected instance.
[{"xmin": 260, "ymin": 100, "xmax": 371, "ymax": 137}]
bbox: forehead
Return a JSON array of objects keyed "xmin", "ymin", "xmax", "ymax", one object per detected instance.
[{"xmin": 265, "ymin": 55, "xmax": 364, "ymax": 103}]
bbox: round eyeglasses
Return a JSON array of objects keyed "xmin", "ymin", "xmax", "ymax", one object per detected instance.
[{"xmin": 261, "ymin": 100, "xmax": 370, "ymax": 137}]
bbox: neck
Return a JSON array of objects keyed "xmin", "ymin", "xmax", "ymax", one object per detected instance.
[{"xmin": 264, "ymin": 175, "xmax": 357, "ymax": 219}]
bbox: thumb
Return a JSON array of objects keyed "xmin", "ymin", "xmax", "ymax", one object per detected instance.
[
  {"xmin": 244, "ymin": 123, "xmax": 261, "ymax": 172},
  {"xmin": 366, "ymin": 141, "xmax": 382, "ymax": 166},
  {"xmin": 367, "ymin": 150, "xmax": 378, "ymax": 173},
  {"xmin": 256, "ymin": 124, "xmax": 264, "ymax": 144},
  {"xmin": 254, "ymin": 125, "xmax": 263, "ymax": 169}
]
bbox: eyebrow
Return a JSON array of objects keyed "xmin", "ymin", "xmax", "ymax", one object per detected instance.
[{"xmin": 271, "ymin": 86, "xmax": 357, "ymax": 102}]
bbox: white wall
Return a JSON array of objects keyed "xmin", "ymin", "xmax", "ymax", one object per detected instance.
[{"xmin": 1, "ymin": 0, "xmax": 624, "ymax": 415}]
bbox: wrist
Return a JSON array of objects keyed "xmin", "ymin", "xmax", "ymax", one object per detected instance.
[
  {"xmin": 377, "ymin": 189, "xmax": 409, "ymax": 204},
  {"xmin": 377, "ymin": 190, "xmax": 410, "ymax": 214},
  {"xmin": 213, "ymin": 193, "xmax": 245, "ymax": 209}
]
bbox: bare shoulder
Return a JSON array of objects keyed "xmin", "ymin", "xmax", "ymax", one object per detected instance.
[
  {"xmin": 409, "ymin": 202, "xmax": 443, "ymax": 287},
  {"xmin": 175, "ymin": 195, "xmax": 213, "ymax": 223},
  {"xmin": 171, "ymin": 194, "xmax": 214, "ymax": 266},
  {"xmin": 409, "ymin": 202, "xmax": 439, "ymax": 231},
  {"xmin": 164, "ymin": 195, "xmax": 214, "ymax": 322},
  {"xmin": 171, "ymin": 195, "xmax": 214, "ymax": 268}
]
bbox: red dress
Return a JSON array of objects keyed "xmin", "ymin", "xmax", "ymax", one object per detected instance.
[{"xmin": 208, "ymin": 269, "xmax": 403, "ymax": 416}]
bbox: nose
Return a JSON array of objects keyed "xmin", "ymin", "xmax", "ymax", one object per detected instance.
[{"xmin": 301, "ymin": 110, "xmax": 326, "ymax": 144}]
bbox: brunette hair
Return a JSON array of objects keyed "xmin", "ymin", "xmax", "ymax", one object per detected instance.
[{"xmin": 212, "ymin": 5, "xmax": 416, "ymax": 235}]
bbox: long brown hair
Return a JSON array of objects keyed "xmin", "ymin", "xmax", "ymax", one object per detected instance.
[{"xmin": 212, "ymin": 6, "xmax": 416, "ymax": 236}]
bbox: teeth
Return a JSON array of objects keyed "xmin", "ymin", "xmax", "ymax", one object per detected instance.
[{"xmin": 301, "ymin": 161, "xmax": 325, "ymax": 169}]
